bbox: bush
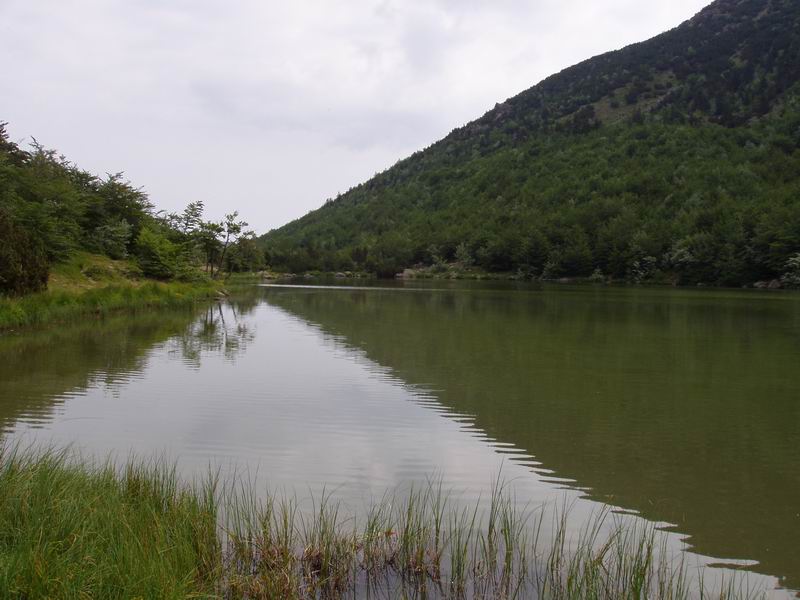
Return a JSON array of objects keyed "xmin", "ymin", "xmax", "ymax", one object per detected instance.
[
  {"xmin": 782, "ymin": 253, "xmax": 800, "ymax": 288},
  {"xmin": 94, "ymin": 218, "xmax": 133, "ymax": 259},
  {"xmin": 455, "ymin": 242, "xmax": 474, "ymax": 268},
  {"xmin": 0, "ymin": 211, "xmax": 49, "ymax": 296},
  {"xmin": 135, "ymin": 227, "xmax": 179, "ymax": 280}
]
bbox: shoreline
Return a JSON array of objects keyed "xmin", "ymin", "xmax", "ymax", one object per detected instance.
[
  {"xmin": 0, "ymin": 251, "xmax": 246, "ymax": 333},
  {"xmin": 262, "ymin": 270, "xmax": 798, "ymax": 294},
  {"xmin": 0, "ymin": 280, "xmax": 222, "ymax": 332},
  {"xmin": 0, "ymin": 445, "xmax": 768, "ymax": 600}
]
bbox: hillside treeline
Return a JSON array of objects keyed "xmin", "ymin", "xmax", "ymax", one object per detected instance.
[
  {"xmin": 264, "ymin": 100, "xmax": 800, "ymax": 286},
  {"xmin": 262, "ymin": 0, "xmax": 800, "ymax": 287},
  {"xmin": 0, "ymin": 123, "xmax": 264, "ymax": 296}
]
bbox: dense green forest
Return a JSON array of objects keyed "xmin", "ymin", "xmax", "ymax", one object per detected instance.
[
  {"xmin": 262, "ymin": 0, "xmax": 800, "ymax": 287},
  {"xmin": 0, "ymin": 124, "xmax": 264, "ymax": 296}
]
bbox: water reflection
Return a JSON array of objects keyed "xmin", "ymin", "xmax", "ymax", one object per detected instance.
[
  {"xmin": 262, "ymin": 283, "xmax": 800, "ymax": 595},
  {"xmin": 171, "ymin": 302, "xmax": 257, "ymax": 368},
  {"xmin": 0, "ymin": 309, "xmax": 198, "ymax": 432},
  {"xmin": 0, "ymin": 284, "xmax": 797, "ymax": 597}
]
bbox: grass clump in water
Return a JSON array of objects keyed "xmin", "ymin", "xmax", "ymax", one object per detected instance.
[{"xmin": 0, "ymin": 446, "xmax": 767, "ymax": 599}]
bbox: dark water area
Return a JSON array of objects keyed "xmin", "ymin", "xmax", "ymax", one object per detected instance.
[{"xmin": 1, "ymin": 282, "xmax": 798, "ymax": 596}]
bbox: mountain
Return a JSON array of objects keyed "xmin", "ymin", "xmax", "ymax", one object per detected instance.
[{"xmin": 261, "ymin": 0, "xmax": 800, "ymax": 287}]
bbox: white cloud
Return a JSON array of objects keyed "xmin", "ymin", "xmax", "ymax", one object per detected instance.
[{"xmin": 0, "ymin": 0, "xmax": 710, "ymax": 231}]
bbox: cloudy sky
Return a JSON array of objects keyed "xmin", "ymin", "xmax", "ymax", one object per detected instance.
[{"xmin": 1, "ymin": 0, "xmax": 709, "ymax": 233}]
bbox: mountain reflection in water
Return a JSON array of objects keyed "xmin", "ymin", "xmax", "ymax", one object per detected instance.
[{"xmin": 0, "ymin": 282, "xmax": 797, "ymax": 596}]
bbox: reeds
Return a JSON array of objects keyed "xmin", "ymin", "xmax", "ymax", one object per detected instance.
[
  {"xmin": 0, "ymin": 445, "xmax": 767, "ymax": 599},
  {"xmin": 0, "ymin": 444, "xmax": 221, "ymax": 598}
]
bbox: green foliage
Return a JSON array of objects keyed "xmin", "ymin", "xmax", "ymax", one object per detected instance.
[
  {"xmin": 0, "ymin": 123, "xmax": 257, "ymax": 288},
  {"xmin": 90, "ymin": 173, "xmax": 153, "ymax": 246},
  {"xmin": 214, "ymin": 212, "xmax": 250, "ymax": 278},
  {"xmin": 223, "ymin": 233, "xmax": 265, "ymax": 273},
  {"xmin": 264, "ymin": 109, "xmax": 800, "ymax": 284},
  {"xmin": 135, "ymin": 227, "xmax": 180, "ymax": 280},
  {"xmin": 196, "ymin": 220, "xmax": 224, "ymax": 273},
  {"xmin": 0, "ymin": 123, "xmax": 155, "ymax": 282},
  {"xmin": 0, "ymin": 210, "xmax": 48, "ymax": 296},
  {"xmin": 262, "ymin": 0, "xmax": 800, "ymax": 286},
  {"xmin": 166, "ymin": 200, "xmax": 205, "ymax": 235},
  {"xmin": 0, "ymin": 280, "xmax": 220, "ymax": 331},
  {"xmin": 94, "ymin": 218, "xmax": 133, "ymax": 259},
  {"xmin": 0, "ymin": 445, "xmax": 762, "ymax": 600},
  {"xmin": 782, "ymin": 253, "xmax": 800, "ymax": 287},
  {"xmin": 0, "ymin": 447, "xmax": 218, "ymax": 598},
  {"xmin": 454, "ymin": 242, "xmax": 474, "ymax": 268}
]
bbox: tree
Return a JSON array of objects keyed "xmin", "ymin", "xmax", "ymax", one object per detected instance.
[
  {"xmin": 455, "ymin": 242, "xmax": 474, "ymax": 268},
  {"xmin": 782, "ymin": 253, "xmax": 800, "ymax": 288},
  {"xmin": 0, "ymin": 122, "xmax": 29, "ymax": 166},
  {"xmin": 167, "ymin": 200, "xmax": 205, "ymax": 236},
  {"xmin": 95, "ymin": 173, "xmax": 153, "ymax": 248},
  {"xmin": 135, "ymin": 227, "xmax": 179, "ymax": 279},
  {"xmin": 559, "ymin": 227, "xmax": 594, "ymax": 275},
  {"xmin": 0, "ymin": 210, "xmax": 49, "ymax": 295},
  {"xmin": 215, "ymin": 212, "xmax": 249, "ymax": 278},
  {"xmin": 224, "ymin": 233, "xmax": 265, "ymax": 273},
  {"xmin": 198, "ymin": 221, "xmax": 224, "ymax": 275},
  {"xmin": 196, "ymin": 212, "xmax": 250, "ymax": 278},
  {"xmin": 1, "ymin": 122, "xmax": 261, "ymax": 288},
  {"xmin": 516, "ymin": 228, "xmax": 550, "ymax": 275},
  {"xmin": 94, "ymin": 218, "xmax": 133, "ymax": 259}
]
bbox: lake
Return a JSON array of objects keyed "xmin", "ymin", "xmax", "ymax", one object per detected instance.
[{"xmin": 1, "ymin": 281, "xmax": 798, "ymax": 597}]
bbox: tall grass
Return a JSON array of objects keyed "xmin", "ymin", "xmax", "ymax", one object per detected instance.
[
  {"xmin": 0, "ymin": 446, "xmax": 767, "ymax": 599},
  {"xmin": 0, "ymin": 445, "xmax": 220, "ymax": 598},
  {"xmin": 0, "ymin": 281, "xmax": 220, "ymax": 330}
]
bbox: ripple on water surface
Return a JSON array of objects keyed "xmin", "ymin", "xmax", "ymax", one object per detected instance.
[{"xmin": 0, "ymin": 285, "xmax": 797, "ymax": 597}]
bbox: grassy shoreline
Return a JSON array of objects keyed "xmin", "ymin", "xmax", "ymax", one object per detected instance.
[
  {"xmin": 0, "ymin": 446, "xmax": 765, "ymax": 599},
  {"xmin": 0, "ymin": 252, "xmax": 223, "ymax": 331},
  {"xmin": 0, "ymin": 280, "xmax": 222, "ymax": 331}
]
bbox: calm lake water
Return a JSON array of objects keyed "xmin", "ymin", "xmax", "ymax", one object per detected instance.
[{"xmin": 1, "ymin": 281, "xmax": 798, "ymax": 596}]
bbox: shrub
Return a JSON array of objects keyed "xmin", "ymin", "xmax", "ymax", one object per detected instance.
[
  {"xmin": 0, "ymin": 210, "xmax": 49, "ymax": 296},
  {"xmin": 782, "ymin": 253, "xmax": 800, "ymax": 288},
  {"xmin": 94, "ymin": 218, "xmax": 133, "ymax": 259},
  {"xmin": 135, "ymin": 227, "xmax": 179, "ymax": 280}
]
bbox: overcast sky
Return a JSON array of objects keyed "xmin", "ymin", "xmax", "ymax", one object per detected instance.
[{"xmin": 1, "ymin": 0, "xmax": 710, "ymax": 233}]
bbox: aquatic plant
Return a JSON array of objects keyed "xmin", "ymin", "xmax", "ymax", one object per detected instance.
[{"xmin": 0, "ymin": 444, "xmax": 768, "ymax": 599}]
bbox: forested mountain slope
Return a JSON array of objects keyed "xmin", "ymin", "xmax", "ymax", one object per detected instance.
[{"xmin": 262, "ymin": 0, "xmax": 800, "ymax": 286}]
